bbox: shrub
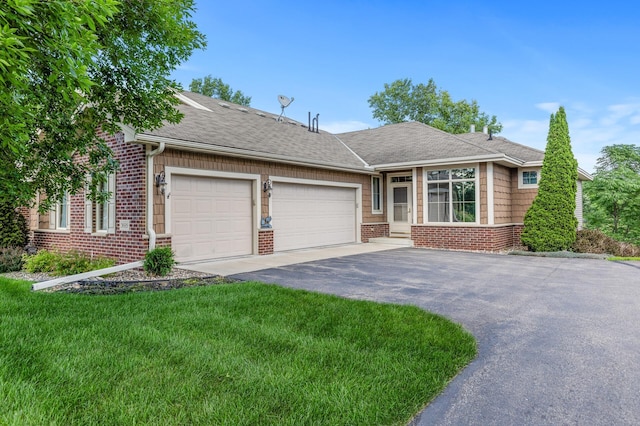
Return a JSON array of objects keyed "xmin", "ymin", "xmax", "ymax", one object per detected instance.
[
  {"xmin": 143, "ymin": 247, "xmax": 175, "ymax": 276},
  {"xmin": 23, "ymin": 250, "xmax": 116, "ymax": 276},
  {"xmin": 0, "ymin": 247, "xmax": 26, "ymax": 273},
  {"xmin": 521, "ymin": 107, "xmax": 578, "ymax": 251},
  {"xmin": 0, "ymin": 202, "xmax": 28, "ymax": 248},
  {"xmin": 573, "ymin": 229, "xmax": 640, "ymax": 257}
]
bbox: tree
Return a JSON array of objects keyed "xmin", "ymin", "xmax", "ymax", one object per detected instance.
[
  {"xmin": 368, "ymin": 78, "xmax": 502, "ymax": 134},
  {"xmin": 584, "ymin": 144, "xmax": 640, "ymax": 244},
  {"xmin": 0, "ymin": 1, "xmax": 206, "ymax": 211},
  {"xmin": 189, "ymin": 75, "xmax": 251, "ymax": 106},
  {"xmin": 521, "ymin": 107, "xmax": 578, "ymax": 252}
]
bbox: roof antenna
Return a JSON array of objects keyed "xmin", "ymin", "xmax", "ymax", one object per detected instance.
[
  {"xmin": 277, "ymin": 95, "xmax": 294, "ymax": 122},
  {"xmin": 488, "ymin": 129, "xmax": 493, "ymax": 140}
]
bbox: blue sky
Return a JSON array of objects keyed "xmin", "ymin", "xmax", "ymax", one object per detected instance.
[{"xmin": 171, "ymin": 1, "xmax": 640, "ymax": 173}]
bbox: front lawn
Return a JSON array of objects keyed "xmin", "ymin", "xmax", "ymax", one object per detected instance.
[{"xmin": 0, "ymin": 278, "xmax": 476, "ymax": 425}]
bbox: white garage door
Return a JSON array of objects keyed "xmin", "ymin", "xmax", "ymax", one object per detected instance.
[
  {"xmin": 272, "ymin": 183, "xmax": 356, "ymax": 252},
  {"xmin": 171, "ymin": 175, "xmax": 253, "ymax": 262}
]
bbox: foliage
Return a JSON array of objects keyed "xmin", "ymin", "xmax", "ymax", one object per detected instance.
[
  {"xmin": 189, "ymin": 75, "xmax": 251, "ymax": 106},
  {"xmin": 23, "ymin": 250, "xmax": 115, "ymax": 276},
  {"xmin": 584, "ymin": 144, "xmax": 640, "ymax": 244},
  {"xmin": 0, "ymin": 202, "xmax": 28, "ymax": 248},
  {"xmin": 0, "ymin": 1, "xmax": 206, "ymax": 211},
  {"xmin": 0, "ymin": 247, "xmax": 25, "ymax": 273},
  {"xmin": 521, "ymin": 107, "xmax": 578, "ymax": 251},
  {"xmin": 368, "ymin": 78, "xmax": 502, "ymax": 134},
  {"xmin": 143, "ymin": 246, "xmax": 175, "ymax": 276},
  {"xmin": 572, "ymin": 229, "xmax": 640, "ymax": 257},
  {"xmin": 0, "ymin": 280, "xmax": 475, "ymax": 425}
]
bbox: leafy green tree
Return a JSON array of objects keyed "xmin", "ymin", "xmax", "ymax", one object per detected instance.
[
  {"xmin": 584, "ymin": 144, "xmax": 640, "ymax": 244},
  {"xmin": 368, "ymin": 78, "xmax": 502, "ymax": 134},
  {"xmin": 521, "ymin": 107, "xmax": 578, "ymax": 251},
  {"xmin": 189, "ymin": 75, "xmax": 251, "ymax": 106},
  {"xmin": 0, "ymin": 0, "xmax": 206, "ymax": 211}
]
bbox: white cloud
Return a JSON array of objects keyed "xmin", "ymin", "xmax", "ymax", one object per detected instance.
[
  {"xmin": 535, "ymin": 102, "xmax": 561, "ymax": 114},
  {"xmin": 322, "ymin": 120, "xmax": 372, "ymax": 134}
]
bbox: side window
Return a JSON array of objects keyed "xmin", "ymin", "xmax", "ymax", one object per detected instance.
[
  {"xmin": 372, "ymin": 176, "xmax": 383, "ymax": 214},
  {"xmin": 519, "ymin": 169, "xmax": 540, "ymax": 188},
  {"xmin": 49, "ymin": 192, "xmax": 70, "ymax": 230},
  {"xmin": 84, "ymin": 173, "xmax": 116, "ymax": 234}
]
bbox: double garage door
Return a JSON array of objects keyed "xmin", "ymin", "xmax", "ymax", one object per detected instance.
[{"xmin": 171, "ymin": 175, "xmax": 357, "ymax": 262}]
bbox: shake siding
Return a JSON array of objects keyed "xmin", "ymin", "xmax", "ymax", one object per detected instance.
[
  {"xmin": 153, "ymin": 149, "xmax": 374, "ymax": 234},
  {"xmin": 479, "ymin": 163, "xmax": 487, "ymax": 224},
  {"xmin": 493, "ymin": 164, "xmax": 513, "ymax": 224},
  {"xmin": 510, "ymin": 169, "xmax": 537, "ymax": 223}
]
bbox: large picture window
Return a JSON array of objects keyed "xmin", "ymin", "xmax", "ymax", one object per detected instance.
[{"xmin": 426, "ymin": 167, "xmax": 477, "ymax": 223}]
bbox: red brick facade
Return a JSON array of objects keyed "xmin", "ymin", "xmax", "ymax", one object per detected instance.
[
  {"xmin": 361, "ymin": 223, "xmax": 390, "ymax": 242},
  {"xmin": 258, "ymin": 230, "xmax": 274, "ymax": 255},
  {"xmin": 411, "ymin": 224, "xmax": 523, "ymax": 252}
]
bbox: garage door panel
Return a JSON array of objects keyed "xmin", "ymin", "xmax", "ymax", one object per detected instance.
[
  {"xmin": 172, "ymin": 175, "xmax": 253, "ymax": 262},
  {"xmin": 273, "ymin": 183, "xmax": 356, "ymax": 252}
]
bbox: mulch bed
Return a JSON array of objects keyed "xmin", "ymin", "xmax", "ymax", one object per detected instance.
[{"xmin": 55, "ymin": 275, "xmax": 241, "ymax": 295}]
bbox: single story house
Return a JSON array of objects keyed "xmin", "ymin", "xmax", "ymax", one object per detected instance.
[{"xmin": 25, "ymin": 91, "xmax": 591, "ymax": 263}]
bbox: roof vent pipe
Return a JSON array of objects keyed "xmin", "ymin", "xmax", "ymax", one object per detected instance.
[
  {"xmin": 483, "ymin": 125, "xmax": 488, "ymax": 134},
  {"xmin": 470, "ymin": 124, "xmax": 475, "ymax": 133}
]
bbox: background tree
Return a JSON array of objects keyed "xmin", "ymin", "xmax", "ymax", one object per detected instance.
[
  {"xmin": 368, "ymin": 78, "xmax": 502, "ymax": 134},
  {"xmin": 189, "ymin": 75, "xmax": 251, "ymax": 106},
  {"xmin": 584, "ymin": 144, "xmax": 640, "ymax": 244},
  {"xmin": 0, "ymin": 1, "xmax": 206, "ymax": 211},
  {"xmin": 521, "ymin": 107, "xmax": 578, "ymax": 252}
]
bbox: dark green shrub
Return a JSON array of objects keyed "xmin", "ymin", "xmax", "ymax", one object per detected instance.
[
  {"xmin": 522, "ymin": 107, "xmax": 578, "ymax": 251},
  {"xmin": 23, "ymin": 250, "xmax": 116, "ymax": 276},
  {"xmin": 0, "ymin": 247, "xmax": 26, "ymax": 273},
  {"xmin": 0, "ymin": 202, "xmax": 28, "ymax": 248},
  {"xmin": 573, "ymin": 229, "xmax": 640, "ymax": 257},
  {"xmin": 143, "ymin": 247, "xmax": 175, "ymax": 276}
]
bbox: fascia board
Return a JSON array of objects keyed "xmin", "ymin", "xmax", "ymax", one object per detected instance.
[
  {"xmin": 135, "ymin": 134, "xmax": 376, "ymax": 174},
  {"xmin": 372, "ymin": 154, "xmax": 524, "ymax": 171}
]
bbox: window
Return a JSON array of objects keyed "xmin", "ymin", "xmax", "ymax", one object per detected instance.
[
  {"xmin": 49, "ymin": 192, "xmax": 70, "ymax": 230},
  {"xmin": 426, "ymin": 167, "xmax": 477, "ymax": 223},
  {"xmin": 371, "ymin": 176, "xmax": 382, "ymax": 213},
  {"xmin": 85, "ymin": 173, "xmax": 116, "ymax": 234},
  {"xmin": 519, "ymin": 169, "xmax": 540, "ymax": 189}
]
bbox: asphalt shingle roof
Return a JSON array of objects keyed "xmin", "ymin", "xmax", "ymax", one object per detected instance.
[
  {"xmin": 456, "ymin": 132, "xmax": 544, "ymax": 163},
  {"xmin": 141, "ymin": 92, "xmax": 369, "ymax": 170}
]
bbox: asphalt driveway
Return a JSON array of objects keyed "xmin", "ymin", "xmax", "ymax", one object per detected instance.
[{"xmin": 232, "ymin": 248, "xmax": 640, "ymax": 425}]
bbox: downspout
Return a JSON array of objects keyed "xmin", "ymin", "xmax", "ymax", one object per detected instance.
[{"xmin": 146, "ymin": 142, "xmax": 165, "ymax": 251}]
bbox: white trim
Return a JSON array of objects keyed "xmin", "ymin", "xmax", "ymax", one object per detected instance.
[
  {"xmin": 487, "ymin": 162, "xmax": 494, "ymax": 225},
  {"xmin": 386, "ymin": 172, "xmax": 413, "ymax": 234},
  {"xmin": 163, "ymin": 167, "xmax": 262, "ymax": 255},
  {"xmin": 412, "ymin": 168, "xmax": 418, "ymax": 224},
  {"xmin": 371, "ymin": 175, "xmax": 383, "ymax": 215},
  {"xmin": 373, "ymin": 154, "xmax": 523, "ymax": 170},
  {"xmin": 423, "ymin": 163, "xmax": 480, "ymax": 224},
  {"xmin": 518, "ymin": 167, "xmax": 540, "ymax": 189},
  {"xmin": 269, "ymin": 176, "xmax": 363, "ymax": 243}
]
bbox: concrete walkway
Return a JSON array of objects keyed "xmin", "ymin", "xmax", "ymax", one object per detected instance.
[{"xmin": 176, "ymin": 243, "xmax": 401, "ymax": 276}]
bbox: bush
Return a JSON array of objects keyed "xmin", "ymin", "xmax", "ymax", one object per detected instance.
[
  {"xmin": 143, "ymin": 247, "xmax": 175, "ymax": 276},
  {"xmin": 573, "ymin": 229, "xmax": 640, "ymax": 257},
  {"xmin": 23, "ymin": 250, "xmax": 116, "ymax": 276},
  {"xmin": 0, "ymin": 202, "xmax": 28, "ymax": 248},
  {"xmin": 0, "ymin": 247, "xmax": 26, "ymax": 273}
]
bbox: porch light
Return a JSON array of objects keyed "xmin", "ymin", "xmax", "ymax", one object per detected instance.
[{"xmin": 155, "ymin": 171, "xmax": 167, "ymax": 194}]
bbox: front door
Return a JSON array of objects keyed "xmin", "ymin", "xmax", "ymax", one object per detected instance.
[{"xmin": 388, "ymin": 177, "xmax": 412, "ymax": 235}]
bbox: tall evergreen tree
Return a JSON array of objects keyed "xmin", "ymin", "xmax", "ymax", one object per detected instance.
[{"xmin": 521, "ymin": 107, "xmax": 578, "ymax": 251}]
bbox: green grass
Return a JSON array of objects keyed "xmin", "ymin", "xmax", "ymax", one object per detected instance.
[
  {"xmin": 608, "ymin": 256, "xmax": 640, "ymax": 261},
  {"xmin": 0, "ymin": 278, "xmax": 476, "ymax": 425}
]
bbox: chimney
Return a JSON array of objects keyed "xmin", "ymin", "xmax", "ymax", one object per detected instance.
[
  {"xmin": 482, "ymin": 125, "xmax": 488, "ymax": 134},
  {"xmin": 470, "ymin": 124, "xmax": 475, "ymax": 133}
]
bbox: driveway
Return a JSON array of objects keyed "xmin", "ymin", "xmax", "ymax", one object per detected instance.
[{"xmin": 232, "ymin": 248, "xmax": 640, "ymax": 425}]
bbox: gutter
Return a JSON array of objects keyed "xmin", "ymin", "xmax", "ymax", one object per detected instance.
[{"xmin": 146, "ymin": 142, "xmax": 165, "ymax": 251}]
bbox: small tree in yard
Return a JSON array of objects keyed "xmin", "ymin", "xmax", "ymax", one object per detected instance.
[{"xmin": 521, "ymin": 107, "xmax": 578, "ymax": 251}]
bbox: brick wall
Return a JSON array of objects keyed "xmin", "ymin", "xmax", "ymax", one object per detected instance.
[
  {"xmin": 411, "ymin": 224, "xmax": 520, "ymax": 252},
  {"xmin": 258, "ymin": 230, "xmax": 274, "ymax": 255},
  {"xmin": 32, "ymin": 131, "xmax": 150, "ymax": 264},
  {"xmin": 361, "ymin": 223, "xmax": 389, "ymax": 242}
]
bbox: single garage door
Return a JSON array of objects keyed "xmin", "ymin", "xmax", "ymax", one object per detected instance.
[
  {"xmin": 171, "ymin": 175, "xmax": 253, "ymax": 262},
  {"xmin": 272, "ymin": 183, "xmax": 356, "ymax": 252}
]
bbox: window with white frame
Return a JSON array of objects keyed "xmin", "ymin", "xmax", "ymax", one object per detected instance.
[
  {"xmin": 426, "ymin": 167, "xmax": 477, "ymax": 223},
  {"xmin": 519, "ymin": 168, "xmax": 540, "ymax": 189},
  {"xmin": 49, "ymin": 192, "xmax": 70, "ymax": 230},
  {"xmin": 371, "ymin": 176, "xmax": 383, "ymax": 214},
  {"xmin": 85, "ymin": 173, "xmax": 116, "ymax": 234}
]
